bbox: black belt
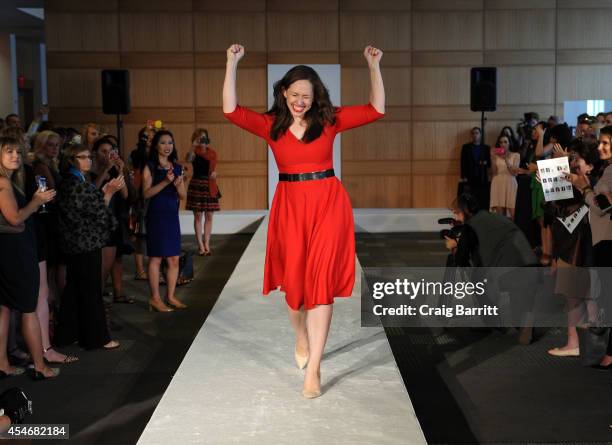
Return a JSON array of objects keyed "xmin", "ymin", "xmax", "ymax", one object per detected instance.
[{"xmin": 278, "ymin": 169, "xmax": 335, "ymax": 182}]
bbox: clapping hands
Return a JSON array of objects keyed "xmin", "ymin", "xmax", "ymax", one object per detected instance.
[{"xmin": 103, "ymin": 175, "xmax": 125, "ymax": 196}]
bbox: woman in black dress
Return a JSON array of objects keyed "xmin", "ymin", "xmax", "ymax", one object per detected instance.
[{"xmin": 0, "ymin": 136, "xmax": 59, "ymax": 379}]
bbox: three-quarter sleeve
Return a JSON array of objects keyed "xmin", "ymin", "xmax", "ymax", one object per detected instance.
[
  {"xmin": 223, "ymin": 105, "xmax": 271, "ymax": 141},
  {"xmin": 334, "ymin": 103, "xmax": 385, "ymax": 133}
]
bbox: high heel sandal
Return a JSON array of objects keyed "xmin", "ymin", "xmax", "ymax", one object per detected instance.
[
  {"xmin": 148, "ymin": 299, "xmax": 174, "ymax": 312},
  {"xmin": 0, "ymin": 367, "xmax": 26, "ymax": 378},
  {"xmin": 43, "ymin": 347, "xmax": 79, "ymax": 364},
  {"xmin": 134, "ymin": 270, "xmax": 148, "ymax": 281},
  {"xmin": 167, "ymin": 299, "xmax": 187, "ymax": 309},
  {"xmin": 28, "ymin": 367, "xmax": 60, "ymax": 380}
]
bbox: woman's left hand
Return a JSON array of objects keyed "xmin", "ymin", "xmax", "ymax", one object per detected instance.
[
  {"xmin": 552, "ymin": 143, "xmax": 569, "ymax": 158},
  {"xmin": 566, "ymin": 172, "xmax": 589, "ymax": 190},
  {"xmin": 364, "ymin": 45, "xmax": 383, "ymax": 67},
  {"xmin": 210, "ymin": 171, "xmax": 217, "ymax": 180},
  {"xmin": 173, "ymin": 175, "xmax": 184, "ymax": 187}
]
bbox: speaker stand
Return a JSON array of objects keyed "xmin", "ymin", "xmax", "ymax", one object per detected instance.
[
  {"xmin": 480, "ymin": 111, "xmax": 487, "ymax": 146},
  {"xmin": 116, "ymin": 113, "xmax": 124, "ymax": 155}
]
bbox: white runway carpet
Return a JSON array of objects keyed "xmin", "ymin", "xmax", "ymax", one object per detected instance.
[{"xmin": 137, "ymin": 216, "xmax": 426, "ymax": 445}]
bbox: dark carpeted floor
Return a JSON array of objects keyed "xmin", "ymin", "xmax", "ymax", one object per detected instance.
[
  {"xmin": 0, "ymin": 232, "xmax": 254, "ymax": 445},
  {"xmin": 356, "ymin": 232, "xmax": 612, "ymax": 445}
]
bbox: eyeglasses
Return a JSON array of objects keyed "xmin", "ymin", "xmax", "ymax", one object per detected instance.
[{"xmin": 75, "ymin": 155, "xmax": 93, "ymax": 160}]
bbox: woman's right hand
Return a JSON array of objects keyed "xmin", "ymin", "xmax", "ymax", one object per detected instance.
[
  {"xmin": 227, "ymin": 44, "xmax": 245, "ymax": 64},
  {"xmin": 165, "ymin": 169, "xmax": 175, "ymax": 184},
  {"xmin": 103, "ymin": 176, "xmax": 125, "ymax": 196},
  {"xmin": 33, "ymin": 189, "xmax": 56, "ymax": 206}
]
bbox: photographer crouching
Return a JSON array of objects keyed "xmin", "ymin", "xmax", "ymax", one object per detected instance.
[{"xmin": 442, "ymin": 193, "xmax": 539, "ymax": 343}]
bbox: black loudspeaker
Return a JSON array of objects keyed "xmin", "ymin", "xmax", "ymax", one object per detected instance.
[
  {"xmin": 470, "ymin": 67, "xmax": 497, "ymax": 112},
  {"xmin": 101, "ymin": 70, "xmax": 130, "ymax": 115}
]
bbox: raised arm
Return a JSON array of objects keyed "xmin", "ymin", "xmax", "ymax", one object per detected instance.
[
  {"xmin": 223, "ymin": 44, "xmax": 245, "ymax": 114},
  {"xmin": 364, "ymin": 45, "xmax": 385, "ymax": 114}
]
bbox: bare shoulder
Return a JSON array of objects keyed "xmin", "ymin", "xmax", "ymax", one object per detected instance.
[{"xmin": 0, "ymin": 176, "xmax": 10, "ymax": 189}]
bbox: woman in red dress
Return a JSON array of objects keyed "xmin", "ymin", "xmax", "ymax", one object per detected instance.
[{"xmin": 223, "ymin": 43, "xmax": 385, "ymax": 398}]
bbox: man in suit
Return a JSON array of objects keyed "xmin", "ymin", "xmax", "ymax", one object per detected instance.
[{"xmin": 460, "ymin": 127, "xmax": 491, "ymax": 211}]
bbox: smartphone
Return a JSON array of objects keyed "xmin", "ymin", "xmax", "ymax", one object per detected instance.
[
  {"xmin": 494, "ymin": 147, "xmax": 505, "ymax": 156},
  {"xmin": 595, "ymin": 194, "xmax": 612, "ymax": 213}
]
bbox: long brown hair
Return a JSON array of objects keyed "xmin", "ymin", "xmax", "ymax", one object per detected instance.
[
  {"xmin": 267, "ymin": 65, "xmax": 336, "ymax": 143},
  {"xmin": 0, "ymin": 136, "xmax": 25, "ymax": 195}
]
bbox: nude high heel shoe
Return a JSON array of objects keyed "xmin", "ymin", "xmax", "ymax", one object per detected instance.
[
  {"xmin": 302, "ymin": 370, "xmax": 321, "ymax": 399},
  {"xmin": 294, "ymin": 348, "xmax": 309, "ymax": 370}
]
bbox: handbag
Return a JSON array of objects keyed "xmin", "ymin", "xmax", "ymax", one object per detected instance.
[
  {"xmin": 161, "ymin": 251, "xmax": 194, "ymax": 286},
  {"xmin": 0, "ymin": 212, "xmax": 24, "ymax": 234}
]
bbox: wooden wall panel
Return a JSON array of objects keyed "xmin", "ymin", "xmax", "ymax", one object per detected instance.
[
  {"xmin": 413, "ymin": 0, "xmax": 482, "ymax": 10},
  {"xmin": 195, "ymin": 68, "xmax": 266, "ymax": 108},
  {"xmin": 45, "ymin": 0, "xmax": 118, "ymax": 11},
  {"xmin": 342, "ymin": 122, "xmax": 410, "ymax": 161},
  {"xmin": 339, "ymin": 13, "xmax": 411, "ymax": 51},
  {"xmin": 130, "ymin": 69, "xmax": 194, "ymax": 107},
  {"xmin": 412, "ymin": 175, "xmax": 458, "ymax": 208},
  {"xmin": 47, "ymin": 69, "xmax": 103, "ymax": 107},
  {"xmin": 497, "ymin": 66, "xmax": 555, "ymax": 105},
  {"xmin": 214, "ymin": 177, "xmax": 268, "ymax": 209},
  {"xmin": 485, "ymin": 0, "xmax": 554, "ymax": 8},
  {"xmin": 267, "ymin": 13, "xmax": 339, "ymax": 52},
  {"xmin": 556, "ymin": 65, "xmax": 612, "ymax": 101},
  {"xmin": 557, "ymin": 10, "xmax": 612, "ymax": 49},
  {"xmin": 342, "ymin": 68, "xmax": 410, "ymax": 106},
  {"xmin": 413, "ymin": 12, "xmax": 482, "ymax": 51},
  {"xmin": 267, "ymin": 0, "xmax": 338, "ymax": 11},
  {"xmin": 343, "ymin": 176, "xmax": 412, "ymax": 208},
  {"xmin": 45, "ymin": 1, "xmax": 606, "ymax": 209},
  {"xmin": 340, "ymin": 0, "xmax": 411, "ymax": 11},
  {"xmin": 199, "ymin": 123, "xmax": 268, "ymax": 162},
  {"xmin": 484, "ymin": 10, "xmax": 555, "ymax": 50},
  {"xmin": 120, "ymin": 0, "xmax": 193, "ymax": 11},
  {"xmin": 45, "ymin": 13, "xmax": 119, "ymax": 52},
  {"xmin": 120, "ymin": 13, "xmax": 193, "ymax": 52},
  {"xmin": 193, "ymin": 0, "xmax": 266, "ymax": 11},
  {"xmin": 412, "ymin": 67, "xmax": 471, "ymax": 105},
  {"xmin": 412, "ymin": 122, "xmax": 478, "ymax": 160},
  {"xmin": 194, "ymin": 13, "xmax": 266, "ymax": 52}
]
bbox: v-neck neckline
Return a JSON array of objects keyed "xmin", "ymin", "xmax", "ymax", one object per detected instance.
[{"xmin": 287, "ymin": 128, "xmax": 305, "ymax": 143}]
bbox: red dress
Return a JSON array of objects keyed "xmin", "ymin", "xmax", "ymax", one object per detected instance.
[{"xmin": 224, "ymin": 104, "xmax": 384, "ymax": 310}]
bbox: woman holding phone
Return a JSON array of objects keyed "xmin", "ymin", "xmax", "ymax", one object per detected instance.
[
  {"xmin": 490, "ymin": 134, "xmax": 520, "ymax": 219},
  {"xmin": 185, "ymin": 128, "xmax": 220, "ymax": 256},
  {"xmin": 142, "ymin": 130, "xmax": 187, "ymax": 312}
]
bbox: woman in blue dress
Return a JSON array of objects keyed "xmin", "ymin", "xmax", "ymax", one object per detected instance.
[{"xmin": 142, "ymin": 130, "xmax": 187, "ymax": 312}]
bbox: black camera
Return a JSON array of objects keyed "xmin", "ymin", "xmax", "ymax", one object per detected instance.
[
  {"xmin": 438, "ymin": 217, "xmax": 464, "ymax": 240},
  {"xmin": 0, "ymin": 387, "xmax": 32, "ymax": 424}
]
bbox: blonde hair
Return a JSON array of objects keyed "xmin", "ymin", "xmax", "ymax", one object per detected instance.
[
  {"xmin": 33, "ymin": 130, "xmax": 60, "ymax": 172},
  {"xmin": 0, "ymin": 136, "xmax": 25, "ymax": 195},
  {"xmin": 81, "ymin": 123, "xmax": 100, "ymax": 148}
]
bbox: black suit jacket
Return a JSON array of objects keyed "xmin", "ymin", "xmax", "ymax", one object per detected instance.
[{"xmin": 460, "ymin": 143, "xmax": 490, "ymax": 185}]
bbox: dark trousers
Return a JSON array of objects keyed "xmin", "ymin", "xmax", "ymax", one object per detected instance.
[
  {"xmin": 593, "ymin": 241, "xmax": 612, "ymax": 355},
  {"xmin": 54, "ymin": 248, "xmax": 110, "ymax": 349}
]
